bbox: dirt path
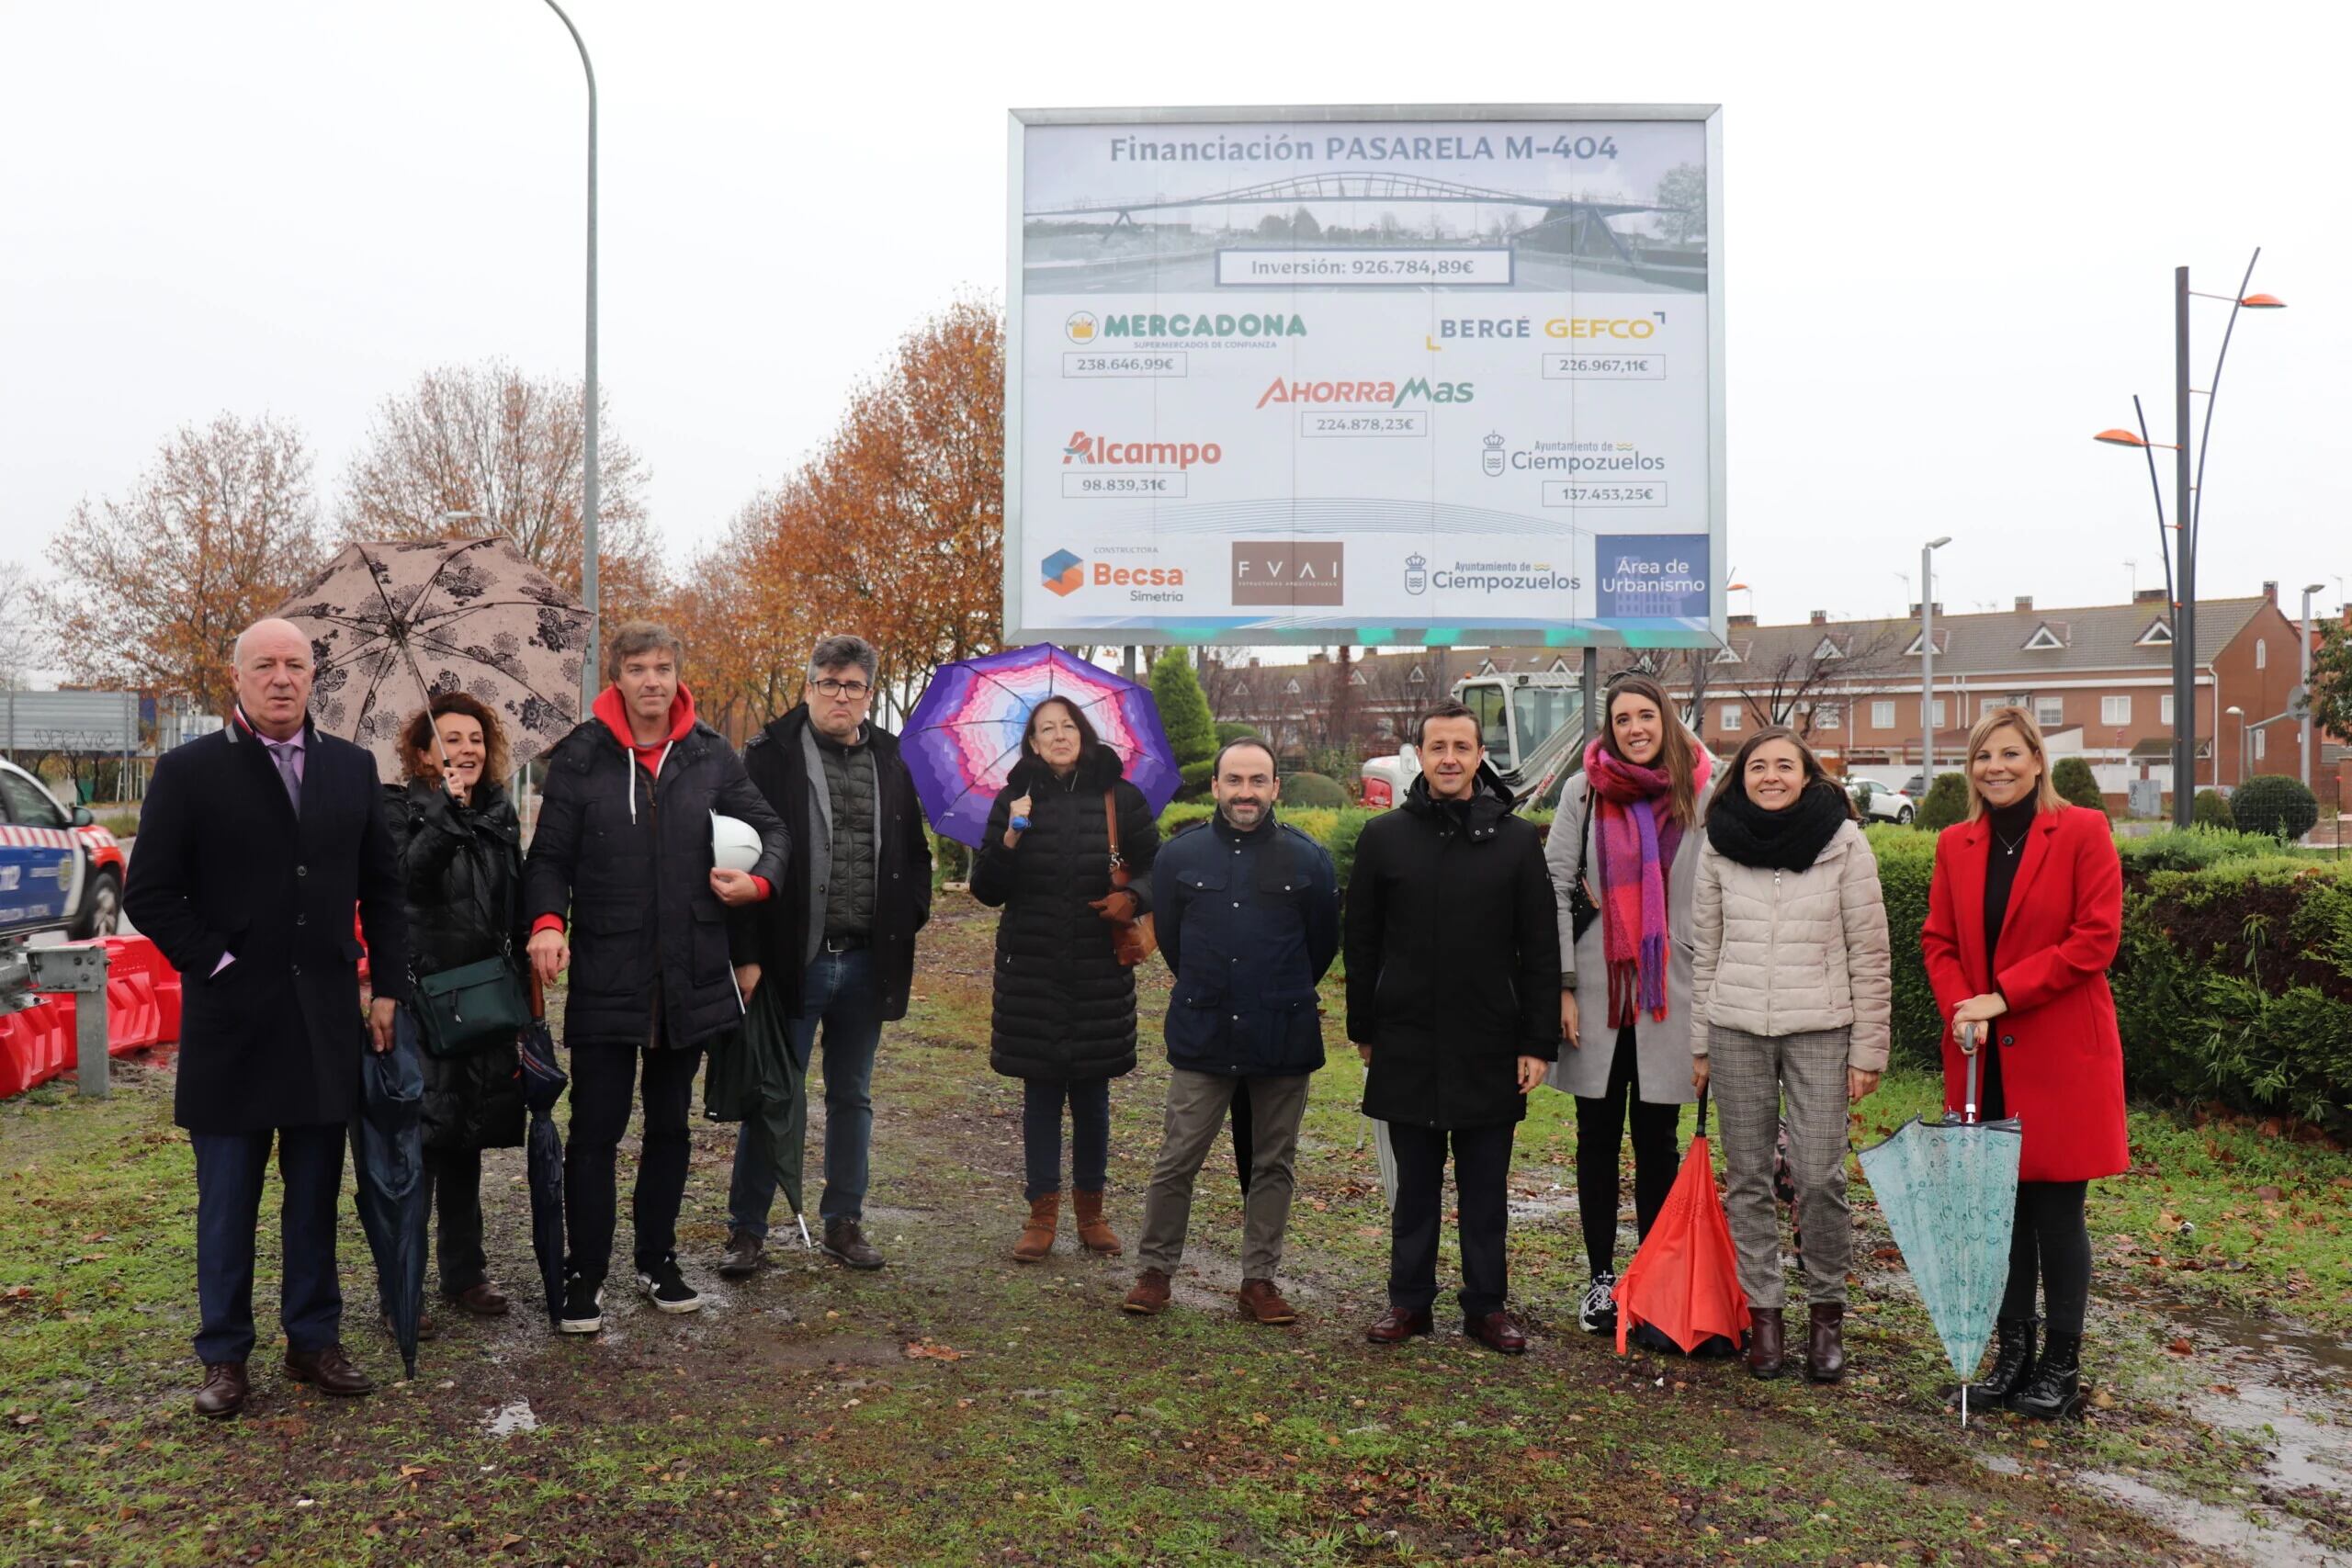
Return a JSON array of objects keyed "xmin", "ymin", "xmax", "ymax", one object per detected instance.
[{"xmin": 2, "ymin": 899, "xmax": 2346, "ymax": 1565}]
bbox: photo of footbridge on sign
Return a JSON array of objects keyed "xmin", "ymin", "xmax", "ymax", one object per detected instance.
[{"xmin": 1023, "ymin": 170, "xmax": 1706, "ymax": 295}]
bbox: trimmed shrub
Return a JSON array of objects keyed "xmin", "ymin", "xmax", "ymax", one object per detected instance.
[
  {"xmin": 1915, "ymin": 773, "xmax": 1972, "ymax": 832},
  {"xmin": 2117, "ymin": 828, "xmax": 2289, "ymax": 874},
  {"xmin": 2231, "ymin": 774, "xmax": 2319, "ymax": 843},
  {"xmin": 2192, "ymin": 788, "xmax": 2235, "ymax": 829},
  {"xmin": 1214, "ymin": 722, "xmax": 1261, "ymax": 747},
  {"xmin": 1151, "ymin": 652, "xmax": 1217, "ymax": 794},
  {"xmin": 2052, "ymin": 757, "xmax": 2108, "ymax": 815},
  {"xmin": 1283, "ymin": 771, "xmax": 1350, "ymax": 808},
  {"xmin": 1864, "ymin": 825, "xmax": 1944, "ymax": 1069},
  {"xmin": 1178, "ymin": 759, "xmax": 1215, "ymax": 796}
]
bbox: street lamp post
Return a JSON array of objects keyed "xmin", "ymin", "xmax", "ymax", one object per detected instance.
[
  {"xmin": 1920, "ymin": 537, "xmax": 1951, "ymax": 795},
  {"xmin": 2301, "ymin": 583, "xmax": 2327, "ymax": 791},
  {"xmin": 541, "ymin": 0, "xmax": 598, "ymax": 716},
  {"xmin": 2224, "ymin": 705, "xmax": 2245, "ymax": 789},
  {"xmin": 2093, "ymin": 252, "xmax": 2284, "ymax": 826}
]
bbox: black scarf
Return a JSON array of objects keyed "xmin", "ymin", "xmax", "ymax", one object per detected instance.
[{"xmin": 1704, "ymin": 779, "xmax": 1851, "ymax": 872}]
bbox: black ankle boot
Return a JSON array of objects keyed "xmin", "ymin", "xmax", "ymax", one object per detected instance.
[
  {"xmin": 2009, "ymin": 1330, "xmax": 2084, "ymax": 1420},
  {"xmin": 1962, "ymin": 1315, "xmax": 2038, "ymax": 1406}
]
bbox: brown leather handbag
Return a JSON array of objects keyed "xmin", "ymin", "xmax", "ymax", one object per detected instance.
[{"xmin": 1098, "ymin": 790, "xmax": 1158, "ymax": 967}]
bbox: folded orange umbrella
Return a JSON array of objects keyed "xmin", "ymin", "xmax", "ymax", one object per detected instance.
[{"xmin": 1615, "ymin": 1088, "xmax": 1751, "ymax": 1356}]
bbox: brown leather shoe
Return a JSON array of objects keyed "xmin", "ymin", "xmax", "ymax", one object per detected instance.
[
  {"xmin": 1747, "ymin": 1306, "xmax": 1787, "ymax": 1380},
  {"xmin": 1464, "ymin": 1310, "xmax": 1529, "ymax": 1355},
  {"xmin": 1012, "ymin": 1192, "xmax": 1060, "ymax": 1262},
  {"xmin": 285, "ymin": 1344, "xmax": 376, "ymax": 1396},
  {"xmin": 447, "ymin": 1282, "xmax": 510, "ymax": 1317},
  {"xmin": 383, "ymin": 1311, "xmax": 439, "ymax": 1341},
  {"xmin": 1122, "ymin": 1268, "xmax": 1171, "ymax": 1315},
  {"xmin": 824, "ymin": 1219, "xmax": 886, "ymax": 1270},
  {"xmin": 1238, "ymin": 1279, "xmax": 1297, "ymax": 1325},
  {"xmin": 1365, "ymin": 1305, "xmax": 1434, "ymax": 1344},
  {"xmin": 1071, "ymin": 1190, "xmax": 1123, "ymax": 1257},
  {"xmin": 193, "ymin": 1361, "xmax": 248, "ymax": 1418},
  {"xmin": 1806, "ymin": 1303, "xmax": 1848, "ymax": 1383}
]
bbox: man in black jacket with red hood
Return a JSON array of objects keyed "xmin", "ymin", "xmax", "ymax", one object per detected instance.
[
  {"xmin": 524, "ymin": 622, "xmax": 787, "ymax": 1332},
  {"xmin": 717, "ymin": 634, "xmax": 932, "ymax": 1278},
  {"xmin": 1344, "ymin": 701, "xmax": 1560, "ymax": 1354}
]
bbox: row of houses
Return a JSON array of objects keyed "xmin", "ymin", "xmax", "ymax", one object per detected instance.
[{"xmin": 1203, "ymin": 582, "xmax": 2346, "ymax": 806}]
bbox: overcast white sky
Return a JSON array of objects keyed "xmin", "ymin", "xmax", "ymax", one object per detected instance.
[{"xmin": 5, "ymin": 0, "xmax": 2347, "ymax": 653}]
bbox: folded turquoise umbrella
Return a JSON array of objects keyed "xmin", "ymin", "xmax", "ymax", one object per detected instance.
[{"xmin": 1858, "ymin": 1042, "xmax": 2021, "ymax": 1425}]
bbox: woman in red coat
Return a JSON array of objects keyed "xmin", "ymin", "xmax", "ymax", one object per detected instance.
[{"xmin": 1919, "ymin": 705, "xmax": 2124, "ymax": 1421}]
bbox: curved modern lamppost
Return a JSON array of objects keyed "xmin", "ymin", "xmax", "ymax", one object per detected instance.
[
  {"xmin": 2092, "ymin": 250, "xmax": 2284, "ymax": 825},
  {"xmin": 540, "ymin": 0, "xmax": 599, "ymax": 716}
]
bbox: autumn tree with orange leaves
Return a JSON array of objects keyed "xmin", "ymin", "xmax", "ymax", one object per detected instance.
[
  {"xmin": 678, "ymin": 299, "xmax": 1003, "ymax": 739},
  {"xmin": 39, "ymin": 414, "xmax": 328, "ymax": 715},
  {"xmin": 338, "ymin": 361, "xmax": 667, "ymax": 623}
]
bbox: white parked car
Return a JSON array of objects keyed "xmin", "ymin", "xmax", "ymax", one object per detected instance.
[{"xmin": 1847, "ymin": 777, "xmax": 1916, "ymax": 825}]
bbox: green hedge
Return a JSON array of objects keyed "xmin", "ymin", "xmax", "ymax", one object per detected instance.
[{"xmin": 1869, "ymin": 822, "xmax": 2351, "ymax": 1125}]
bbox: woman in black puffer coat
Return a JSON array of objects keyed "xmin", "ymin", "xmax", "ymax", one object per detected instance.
[
  {"xmin": 970, "ymin": 697, "xmax": 1158, "ymax": 1262},
  {"xmin": 387, "ymin": 694, "xmax": 526, "ymax": 1319}
]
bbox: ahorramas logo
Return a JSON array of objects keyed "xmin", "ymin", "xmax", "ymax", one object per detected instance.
[
  {"xmin": 1255, "ymin": 378, "xmax": 1473, "ymax": 410},
  {"xmin": 1064, "ymin": 311, "xmax": 1099, "ymax": 344},
  {"xmin": 1062, "ymin": 431, "xmax": 1224, "ymax": 469},
  {"xmin": 1040, "ymin": 549, "xmax": 1085, "ymax": 597}
]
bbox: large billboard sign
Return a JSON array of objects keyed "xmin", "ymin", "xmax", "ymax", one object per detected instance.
[{"xmin": 1005, "ymin": 105, "xmax": 1724, "ymax": 649}]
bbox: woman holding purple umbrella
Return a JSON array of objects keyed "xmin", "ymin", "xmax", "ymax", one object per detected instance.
[{"xmin": 970, "ymin": 696, "xmax": 1159, "ymax": 1264}]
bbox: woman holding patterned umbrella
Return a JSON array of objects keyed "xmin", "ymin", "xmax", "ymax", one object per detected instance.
[
  {"xmin": 385, "ymin": 694, "xmax": 526, "ymax": 1321},
  {"xmin": 970, "ymin": 696, "xmax": 1159, "ymax": 1263}
]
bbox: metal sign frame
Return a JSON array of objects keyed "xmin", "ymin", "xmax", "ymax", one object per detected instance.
[{"xmin": 1004, "ymin": 102, "xmax": 1725, "ymax": 650}]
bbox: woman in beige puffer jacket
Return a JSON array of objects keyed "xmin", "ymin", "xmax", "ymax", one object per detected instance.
[{"xmin": 1690, "ymin": 728, "xmax": 1891, "ymax": 1384}]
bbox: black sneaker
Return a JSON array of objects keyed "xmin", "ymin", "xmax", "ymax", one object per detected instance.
[
  {"xmin": 1578, "ymin": 1271, "xmax": 1618, "ymax": 1336},
  {"xmin": 558, "ymin": 1277, "xmax": 604, "ymax": 1335},
  {"xmin": 718, "ymin": 1229, "xmax": 764, "ymax": 1280},
  {"xmin": 637, "ymin": 1254, "xmax": 703, "ymax": 1314}
]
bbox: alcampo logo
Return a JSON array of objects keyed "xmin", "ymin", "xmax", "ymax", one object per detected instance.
[
  {"xmin": 1064, "ymin": 311, "xmax": 1099, "ymax": 344},
  {"xmin": 1062, "ymin": 431, "xmax": 1224, "ymax": 469},
  {"xmin": 1040, "ymin": 548, "xmax": 1085, "ymax": 598},
  {"xmin": 1255, "ymin": 377, "xmax": 1473, "ymax": 410}
]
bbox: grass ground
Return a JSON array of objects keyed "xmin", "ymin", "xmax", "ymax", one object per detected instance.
[{"xmin": 3, "ymin": 899, "xmax": 2347, "ymax": 1566}]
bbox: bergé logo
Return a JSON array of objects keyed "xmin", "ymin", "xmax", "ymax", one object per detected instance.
[{"xmin": 1231, "ymin": 542, "xmax": 1344, "ymax": 607}]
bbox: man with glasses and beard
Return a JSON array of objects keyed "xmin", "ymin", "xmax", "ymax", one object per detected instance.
[
  {"xmin": 1122, "ymin": 739, "xmax": 1338, "ymax": 1325},
  {"xmin": 718, "ymin": 635, "xmax": 933, "ymax": 1278}
]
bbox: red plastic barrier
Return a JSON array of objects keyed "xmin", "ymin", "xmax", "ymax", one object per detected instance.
[{"xmin": 0, "ymin": 935, "xmax": 186, "ymax": 1098}]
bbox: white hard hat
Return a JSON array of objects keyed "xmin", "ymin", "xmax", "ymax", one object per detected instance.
[{"xmin": 710, "ymin": 812, "xmax": 763, "ymax": 874}]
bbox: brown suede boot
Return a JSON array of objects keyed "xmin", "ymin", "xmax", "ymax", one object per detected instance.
[
  {"xmin": 1806, "ymin": 1302, "xmax": 1848, "ymax": 1383},
  {"xmin": 1072, "ymin": 1190, "xmax": 1123, "ymax": 1256},
  {"xmin": 1747, "ymin": 1306, "xmax": 1787, "ymax": 1380},
  {"xmin": 1123, "ymin": 1269, "xmax": 1171, "ymax": 1315},
  {"xmin": 1012, "ymin": 1193, "xmax": 1060, "ymax": 1262}
]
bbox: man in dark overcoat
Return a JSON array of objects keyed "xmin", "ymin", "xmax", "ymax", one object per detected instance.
[
  {"xmin": 124, "ymin": 617, "xmax": 410, "ymax": 1416},
  {"xmin": 1344, "ymin": 700, "xmax": 1560, "ymax": 1354}
]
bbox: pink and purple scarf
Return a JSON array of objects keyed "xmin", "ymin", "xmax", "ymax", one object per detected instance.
[{"xmin": 1584, "ymin": 738, "xmax": 1712, "ymax": 1028}]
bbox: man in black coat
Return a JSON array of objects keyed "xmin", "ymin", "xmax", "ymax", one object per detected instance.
[
  {"xmin": 1124, "ymin": 739, "xmax": 1338, "ymax": 1325},
  {"xmin": 524, "ymin": 622, "xmax": 787, "ymax": 1332},
  {"xmin": 1344, "ymin": 701, "xmax": 1560, "ymax": 1354},
  {"xmin": 124, "ymin": 617, "xmax": 410, "ymax": 1417},
  {"xmin": 718, "ymin": 634, "xmax": 932, "ymax": 1279}
]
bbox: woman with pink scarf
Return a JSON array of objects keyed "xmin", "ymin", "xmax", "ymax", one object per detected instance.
[{"xmin": 1545, "ymin": 674, "xmax": 1713, "ymax": 1341}]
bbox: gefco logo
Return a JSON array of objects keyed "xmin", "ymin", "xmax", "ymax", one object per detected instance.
[
  {"xmin": 1061, "ymin": 431, "xmax": 1224, "ymax": 469},
  {"xmin": 1430, "ymin": 315, "xmax": 1660, "ymax": 343},
  {"xmin": 1255, "ymin": 377, "xmax": 1473, "ymax": 410}
]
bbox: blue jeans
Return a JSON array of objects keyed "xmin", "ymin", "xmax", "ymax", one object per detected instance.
[
  {"xmin": 1023, "ymin": 1077, "xmax": 1111, "ymax": 1201},
  {"xmin": 729, "ymin": 946, "xmax": 884, "ymax": 1235}
]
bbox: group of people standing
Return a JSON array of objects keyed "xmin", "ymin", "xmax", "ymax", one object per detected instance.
[{"xmin": 128, "ymin": 619, "xmax": 2124, "ymax": 1430}]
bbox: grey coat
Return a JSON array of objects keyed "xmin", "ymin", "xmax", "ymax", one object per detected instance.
[{"xmin": 1545, "ymin": 770, "xmax": 1705, "ymax": 1105}]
